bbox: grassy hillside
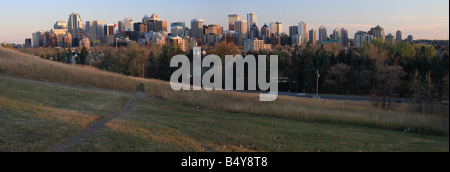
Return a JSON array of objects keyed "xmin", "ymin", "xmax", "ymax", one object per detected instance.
[
  {"xmin": 0, "ymin": 76, "xmax": 133, "ymax": 151},
  {"xmin": 0, "ymin": 76, "xmax": 447, "ymax": 152},
  {"xmin": 2, "ymin": 47, "xmax": 449, "ymax": 135}
]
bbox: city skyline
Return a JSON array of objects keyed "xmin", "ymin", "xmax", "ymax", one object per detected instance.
[{"xmin": 0, "ymin": 0, "xmax": 449, "ymax": 44}]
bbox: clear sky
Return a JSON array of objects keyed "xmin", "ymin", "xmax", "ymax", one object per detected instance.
[{"xmin": 0, "ymin": 0, "xmax": 448, "ymax": 44}]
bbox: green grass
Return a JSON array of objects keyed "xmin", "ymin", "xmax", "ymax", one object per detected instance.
[
  {"xmin": 1, "ymin": 75, "xmax": 448, "ymax": 152},
  {"xmin": 70, "ymin": 95, "xmax": 449, "ymax": 152},
  {"xmin": 0, "ymin": 76, "xmax": 133, "ymax": 151}
]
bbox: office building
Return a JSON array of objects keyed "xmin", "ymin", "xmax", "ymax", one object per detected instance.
[
  {"xmin": 244, "ymin": 39, "xmax": 271, "ymax": 52},
  {"xmin": 319, "ymin": 25, "xmax": 327, "ymax": 44},
  {"xmin": 309, "ymin": 29, "xmax": 316, "ymax": 45},
  {"xmin": 340, "ymin": 28, "xmax": 348, "ymax": 47},
  {"xmin": 154, "ymin": 20, "xmax": 167, "ymax": 32},
  {"xmin": 54, "ymin": 21, "xmax": 68, "ymax": 29},
  {"xmin": 118, "ymin": 21, "xmax": 125, "ymax": 33},
  {"xmin": 228, "ymin": 14, "xmax": 241, "ymax": 31},
  {"xmin": 68, "ymin": 13, "xmax": 84, "ymax": 46},
  {"xmin": 51, "ymin": 29, "xmax": 68, "ymax": 47},
  {"xmin": 234, "ymin": 20, "xmax": 247, "ymax": 34},
  {"xmin": 134, "ymin": 22, "xmax": 147, "ymax": 33},
  {"xmin": 79, "ymin": 37, "xmax": 90, "ymax": 48},
  {"xmin": 207, "ymin": 24, "xmax": 222, "ymax": 35},
  {"xmin": 396, "ymin": 30, "xmax": 402, "ymax": 42},
  {"xmin": 25, "ymin": 38, "xmax": 32, "ymax": 47},
  {"xmin": 249, "ymin": 24, "xmax": 259, "ymax": 40},
  {"xmin": 191, "ymin": 19, "xmax": 203, "ymax": 40},
  {"xmin": 270, "ymin": 22, "xmax": 282, "ymax": 37},
  {"xmin": 124, "ymin": 18, "xmax": 134, "ymax": 32},
  {"xmin": 298, "ymin": 21, "xmax": 307, "ymax": 44},
  {"xmin": 289, "ymin": 25, "xmax": 298, "ymax": 37},
  {"xmin": 171, "ymin": 26, "xmax": 184, "ymax": 36},
  {"xmin": 85, "ymin": 20, "xmax": 104, "ymax": 43},
  {"xmin": 142, "ymin": 14, "xmax": 151, "ymax": 26},
  {"xmin": 261, "ymin": 23, "xmax": 271, "ymax": 44},
  {"xmin": 247, "ymin": 13, "xmax": 257, "ymax": 34}
]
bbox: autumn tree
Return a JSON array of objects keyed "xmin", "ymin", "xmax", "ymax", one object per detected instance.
[{"xmin": 324, "ymin": 63, "xmax": 350, "ymax": 94}]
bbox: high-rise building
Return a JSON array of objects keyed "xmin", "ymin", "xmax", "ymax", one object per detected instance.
[
  {"xmin": 340, "ymin": 28, "xmax": 348, "ymax": 47},
  {"xmin": 147, "ymin": 14, "xmax": 161, "ymax": 32},
  {"xmin": 118, "ymin": 21, "xmax": 125, "ymax": 33},
  {"xmin": 289, "ymin": 26, "xmax": 298, "ymax": 37},
  {"xmin": 407, "ymin": 35, "xmax": 414, "ymax": 43},
  {"xmin": 142, "ymin": 14, "xmax": 151, "ymax": 26},
  {"xmin": 68, "ymin": 13, "xmax": 84, "ymax": 46},
  {"xmin": 372, "ymin": 25, "xmax": 385, "ymax": 41},
  {"xmin": 191, "ymin": 19, "xmax": 204, "ymax": 40},
  {"xmin": 319, "ymin": 25, "xmax": 327, "ymax": 44},
  {"xmin": 247, "ymin": 13, "xmax": 257, "ymax": 34},
  {"xmin": 51, "ymin": 29, "xmax": 68, "ymax": 47},
  {"xmin": 386, "ymin": 33, "xmax": 395, "ymax": 44},
  {"xmin": 85, "ymin": 20, "xmax": 104, "ymax": 43},
  {"xmin": 124, "ymin": 18, "xmax": 134, "ymax": 32},
  {"xmin": 228, "ymin": 14, "xmax": 241, "ymax": 31},
  {"xmin": 134, "ymin": 22, "xmax": 147, "ymax": 33},
  {"xmin": 207, "ymin": 24, "xmax": 221, "ymax": 35},
  {"xmin": 104, "ymin": 23, "xmax": 115, "ymax": 46},
  {"xmin": 309, "ymin": 29, "xmax": 317, "ymax": 45},
  {"xmin": 154, "ymin": 20, "xmax": 167, "ymax": 32},
  {"xmin": 292, "ymin": 34, "xmax": 302, "ymax": 46},
  {"xmin": 354, "ymin": 31, "xmax": 373, "ymax": 48},
  {"xmin": 79, "ymin": 37, "xmax": 90, "ymax": 48},
  {"xmin": 250, "ymin": 24, "xmax": 259, "ymax": 40},
  {"xmin": 244, "ymin": 39, "xmax": 271, "ymax": 52},
  {"xmin": 270, "ymin": 22, "xmax": 282, "ymax": 37},
  {"xmin": 171, "ymin": 26, "xmax": 184, "ymax": 36},
  {"xmin": 261, "ymin": 23, "xmax": 271, "ymax": 44},
  {"xmin": 298, "ymin": 21, "xmax": 307, "ymax": 44},
  {"xmin": 396, "ymin": 30, "xmax": 402, "ymax": 42},
  {"xmin": 234, "ymin": 20, "xmax": 248, "ymax": 34},
  {"xmin": 333, "ymin": 28, "xmax": 341, "ymax": 45},
  {"xmin": 54, "ymin": 21, "xmax": 68, "ymax": 29}
]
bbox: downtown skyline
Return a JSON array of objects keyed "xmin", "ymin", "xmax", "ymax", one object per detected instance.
[{"xmin": 0, "ymin": 0, "xmax": 449, "ymax": 44}]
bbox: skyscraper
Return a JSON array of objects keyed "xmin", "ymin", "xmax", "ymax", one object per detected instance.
[
  {"xmin": 124, "ymin": 18, "xmax": 134, "ymax": 32},
  {"xmin": 228, "ymin": 14, "xmax": 241, "ymax": 31},
  {"xmin": 147, "ymin": 14, "xmax": 161, "ymax": 32},
  {"xmin": 298, "ymin": 21, "xmax": 307, "ymax": 44},
  {"xmin": 340, "ymin": 28, "xmax": 348, "ymax": 47},
  {"xmin": 191, "ymin": 19, "xmax": 204, "ymax": 40},
  {"xmin": 54, "ymin": 21, "xmax": 68, "ymax": 29},
  {"xmin": 134, "ymin": 22, "xmax": 147, "ymax": 32},
  {"xmin": 396, "ymin": 30, "xmax": 402, "ymax": 42},
  {"xmin": 261, "ymin": 23, "xmax": 271, "ymax": 44},
  {"xmin": 289, "ymin": 26, "xmax": 298, "ymax": 37},
  {"xmin": 319, "ymin": 25, "xmax": 327, "ymax": 44},
  {"xmin": 270, "ymin": 22, "xmax": 282, "ymax": 37},
  {"xmin": 154, "ymin": 20, "xmax": 167, "ymax": 32},
  {"xmin": 309, "ymin": 29, "xmax": 316, "ymax": 45},
  {"xmin": 142, "ymin": 14, "xmax": 151, "ymax": 26},
  {"xmin": 250, "ymin": 24, "xmax": 259, "ymax": 40},
  {"xmin": 333, "ymin": 28, "xmax": 341, "ymax": 45},
  {"xmin": 372, "ymin": 25, "xmax": 386, "ymax": 41},
  {"xmin": 68, "ymin": 13, "xmax": 84, "ymax": 46},
  {"xmin": 85, "ymin": 20, "xmax": 104, "ymax": 42},
  {"xmin": 247, "ymin": 13, "xmax": 257, "ymax": 35},
  {"xmin": 104, "ymin": 23, "xmax": 115, "ymax": 36},
  {"xmin": 118, "ymin": 21, "xmax": 125, "ymax": 33},
  {"xmin": 235, "ymin": 20, "xmax": 248, "ymax": 35}
]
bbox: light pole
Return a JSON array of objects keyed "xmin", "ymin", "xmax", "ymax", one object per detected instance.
[{"xmin": 316, "ymin": 69, "xmax": 320, "ymax": 99}]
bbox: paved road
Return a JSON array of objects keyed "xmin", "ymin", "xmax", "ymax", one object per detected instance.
[{"xmin": 235, "ymin": 90, "xmax": 412, "ymax": 103}]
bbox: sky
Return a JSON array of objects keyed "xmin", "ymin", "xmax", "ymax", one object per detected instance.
[{"xmin": 0, "ymin": 0, "xmax": 448, "ymax": 44}]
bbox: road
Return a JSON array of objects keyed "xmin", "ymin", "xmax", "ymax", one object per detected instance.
[{"xmin": 235, "ymin": 90, "xmax": 412, "ymax": 103}]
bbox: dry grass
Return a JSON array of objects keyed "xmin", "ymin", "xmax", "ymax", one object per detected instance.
[
  {"xmin": 0, "ymin": 46, "xmax": 142, "ymax": 92},
  {"xmin": 144, "ymin": 77, "xmax": 449, "ymax": 135},
  {"xmin": 2, "ymin": 47, "xmax": 448, "ymax": 135}
]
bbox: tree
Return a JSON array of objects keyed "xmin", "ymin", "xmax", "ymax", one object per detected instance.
[
  {"xmin": 324, "ymin": 63, "xmax": 350, "ymax": 94},
  {"xmin": 373, "ymin": 55, "xmax": 406, "ymax": 110},
  {"xmin": 77, "ymin": 47, "xmax": 88, "ymax": 65},
  {"xmin": 211, "ymin": 42, "xmax": 240, "ymax": 60}
]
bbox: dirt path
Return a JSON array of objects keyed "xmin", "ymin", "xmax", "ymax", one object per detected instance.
[{"xmin": 47, "ymin": 91, "xmax": 145, "ymax": 152}]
